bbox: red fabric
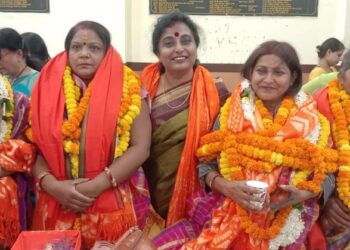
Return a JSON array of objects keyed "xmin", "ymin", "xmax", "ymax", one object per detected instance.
[
  {"xmin": 306, "ymin": 222, "xmax": 327, "ymax": 250},
  {"xmin": 31, "ymin": 46, "xmax": 124, "ymax": 212},
  {"xmin": 314, "ymin": 86, "xmax": 334, "ymax": 123}
]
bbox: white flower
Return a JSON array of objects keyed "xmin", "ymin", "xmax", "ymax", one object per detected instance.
[
  {"xmin": 295, "ymin": 91, "xmax": 308, "ymax": 107},
  {"xmin": 269, "ymin": 209, "xmax": 305, "ymax": 250},
  {"xmin": 0, "ymin": 119, "xmax": 7, "ymax": 143}
]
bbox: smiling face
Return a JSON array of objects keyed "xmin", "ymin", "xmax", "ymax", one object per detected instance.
[
  {"xmin": 68, "ymin": 28, "xmax": 106, "ymax": 83},
  {"xmin": 251, "ymin": 54, "xmax": 294, "ymax": 108},
  {"xmin": 157, "ymin": 22, "xmax": 197, "ymax": 75}
]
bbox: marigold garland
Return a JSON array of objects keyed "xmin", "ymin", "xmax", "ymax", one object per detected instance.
[
  {"xmin": 1, "ymin": 75, "xmax": 14, "ymax": 141},
  {"xmin": 328, "ymin": 79, "xmax": 350, "ymax": 209},
  {"xmin": 25, "ymin": 66, "xmax": 141, "ymax": 179},
  {"xmin": 196, "ymin": 93, "xmax": 338, "ymax": 241}
]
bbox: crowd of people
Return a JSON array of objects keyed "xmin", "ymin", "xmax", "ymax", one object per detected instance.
[{"xmin": 0, "ymin": 11, "xmax": 349, "ymax": 250}]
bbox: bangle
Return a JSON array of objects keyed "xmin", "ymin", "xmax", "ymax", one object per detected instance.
[
  {"xmin": 104, "ymin": 167, "xmax": 117, "ymax": 188},
  {"xmin": 209, "ymin": 173, "xmax": 221, "ymax": 190},
  {"xmin": 36, "ymin": 171, "xmax": 52, "ymax": 191}
]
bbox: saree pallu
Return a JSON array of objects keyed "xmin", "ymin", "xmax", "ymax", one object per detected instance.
[{"xmin": 144, "ymin": 108, "xmax": 188, "ymax": 219}]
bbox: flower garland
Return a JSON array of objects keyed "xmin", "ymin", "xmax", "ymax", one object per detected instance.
[
  {"xmin": 196, "ymin": 85, "xmax": 338, "ymax": 243},
  {"xmin": 0, "ymin": 75, "xmax": 14, "ymax": 143},
  {"xmin": 62, "ymin": 66, "xmax": 93, "ymax": 178},
  {"xmin": 61, "ymin": 66, "xmax": 141, "ymax": 178},
  {"xmin": 328, "ymin": 79, "xmax": 350, "ymax": 209}
]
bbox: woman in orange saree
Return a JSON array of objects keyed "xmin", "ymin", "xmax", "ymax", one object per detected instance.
[
  {"xmin": 155, "ymin": 41, "xmax": 336, "ymax": 250},
  {"xmin": 29, "ymin": 21, "xmax": 152, "ymax": 248}
]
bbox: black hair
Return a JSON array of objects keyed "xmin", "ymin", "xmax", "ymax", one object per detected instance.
[
  {"xmin": 152, "ymin": 12, "xmax": 200, "ymax": 55},
  {"xmin": 22, "ymin": 32, "xmax": 50, "ymax": 71},
  {"xmin": 316, "ymin": 38, "xmax": 345, "ymax": 58},
  {"xmin": 0, "ymin": 28, "xmax": 26, "ymax": 56},
  {"xmin": 64, "ymin": 20, "xmax": 111, "ymax": 53}
]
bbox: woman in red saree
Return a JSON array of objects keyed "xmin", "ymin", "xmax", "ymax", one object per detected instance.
[
  {"xmin": 155, "ymin": 41, "xmax": 336, "ymax": 249},
  {"xmin": 314, "ymin": 50, "xmax": 350, "ymax": 250},
  {"xmin": 29, "ymin": 21, "xmax": 152, "ymax": 248},
  {"xmin": 0, "ymin": 74, "xmax": 35, "ymax": 248}
]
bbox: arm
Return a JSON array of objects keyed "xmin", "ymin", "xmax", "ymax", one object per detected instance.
[
  {"xmin": 76, "ymin": 99, "xmax": 151, "ymax": 197},
  {"xmin": 36, "ymin": 153, "xmax": 95, "ymax": 212}
]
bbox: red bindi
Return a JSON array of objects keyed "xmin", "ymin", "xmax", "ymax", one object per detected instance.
[{"xmin": 174, "ymin": 32, "xmax": 179, "ymax": 37}]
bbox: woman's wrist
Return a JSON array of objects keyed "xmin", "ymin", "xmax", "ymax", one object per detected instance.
[{"xmin": 40, "ymin": 174, "xmax": 57, "ymax": 193}]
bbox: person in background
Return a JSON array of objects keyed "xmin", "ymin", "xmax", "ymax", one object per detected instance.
[
  {"xmin": 21, "ymin": 32, "xmax": 50, "ymax": 71},
  {"xmin": 0, "ymin": 28, "xmax": 39, "ymax": 97},
  {"xmin": 308, "ymin": 38, "xmax": 345, "ymax": 81},
  {"xmin": 314, "ymin": 50, "xmax": 350, "ymax": 249},
  {"xmin": 0, "ymin": 74, "xmax": 36, "ymax": 248},
  {"xmin": 141, "ymin": 12, "xmax": 229, "ymax": 227},
  {"xmin": 29, "ymin": 20, "xmax": 152, "ymax": 248}
]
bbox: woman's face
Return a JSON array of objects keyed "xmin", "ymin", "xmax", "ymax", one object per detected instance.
[
  {"xmin": 326, "ymin": 49, "xmax": 343, "ymax": 67},
  {"xmin": 68, "ymin": 29, "xmax": 106, "ymax": 82},
  {"xmin": 0, "ymin": 49, "xmax": 21, "ymax": 76},
  {"xmin": 251, "ymin": 54, "xmax": 294, "ymax": 107},
  {"xmin": 157, "ymin": 22, "xmax": 197, "ymax": 74},
  {"xmin": 341, "ymin": 68, "xmax": 350, "ymax": 94}
]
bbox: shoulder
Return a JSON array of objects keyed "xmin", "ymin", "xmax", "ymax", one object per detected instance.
[{"xmin": 309, "ymin": 66, "xmax": 325, "ymax": 80}]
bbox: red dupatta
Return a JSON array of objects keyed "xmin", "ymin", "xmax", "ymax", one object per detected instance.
[
  {"xmin": 31, "ymin": 46, "xmax": 122, "ymax": 179},
  {"xmin": 141, "ymin": 63, "xmax": 220, "ymax": 226}
]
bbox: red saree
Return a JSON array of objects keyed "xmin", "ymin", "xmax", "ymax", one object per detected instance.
[{"xmin": 31, "ymin": 47, "xmax": 137, "ymax": 247}]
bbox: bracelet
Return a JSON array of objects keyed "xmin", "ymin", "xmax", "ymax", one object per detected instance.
[
  {"xmin": 104, "ymin": 167, "xmax": 117, "ymax": 188},
  {"xmin": 36, "ymin": 171, "xmax": 52, "ymax": 191},
  {"xmin": 209, "ymin": 173, "xmax": 221, "ymax": 190}
]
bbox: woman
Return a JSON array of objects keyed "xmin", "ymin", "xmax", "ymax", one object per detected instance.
[
  {"xmin": 21, "ymin": 32, "xmax": 50, "ymax": 71},
  {"xmin": 0, "ymin": 28, "xmax": 39, "ymax": 97},
  {"xmin": 308, "ymin": 38, "xmax": 344, "ymax": 81},
  {"xmin": 155, "ymin": 41, "xmax": 338, "ymax": 249},
  {"xmin": 29, "ymin": 21, "xmax": 152, "ymax": 248},
  {"xmin": 0, "ymin": 74, "xmax": 36, "ymax": 248},
  {"xmin": 314, "ymin": 50, "xmax": 350, "ymax": 249},
  {"xmin": 141, "ymin": 12, "xmax": 229, "ymax": 225}
]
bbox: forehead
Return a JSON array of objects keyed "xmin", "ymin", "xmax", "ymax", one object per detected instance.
[
  {"xmin": 255, "ymin": 54, "xmax": 287, "ymax": 68},
  {"xmin": 161, "ymin": 22, "xmax": 193, "ymax": 39},
  {"xmin": 71, "ymin": 29, "xmax": 103, "ymax": 44}
]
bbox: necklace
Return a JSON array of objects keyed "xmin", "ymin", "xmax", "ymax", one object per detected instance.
[
  {"xmin": 162, "ymin": 74, "xmax": 192, "ymax": 110},
  {"xmin": 11, "ymin": 65, "xmax": 28, "ymax": 84}
]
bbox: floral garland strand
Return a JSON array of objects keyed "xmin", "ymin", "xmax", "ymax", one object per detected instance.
[
  {"xmin": 62, "ymin": 66, "xmax": 93, "ymax": 179},
  {"xmin": 0, "ymin": 75, "xmax": 14, "ymax": 142},
  {"xmin": 114, "ymin": 67, "xmax": 141, "ymax": 157},
  {"xmin": 328, "ymin": 79, "xmax": 350, "ymax": 209}
]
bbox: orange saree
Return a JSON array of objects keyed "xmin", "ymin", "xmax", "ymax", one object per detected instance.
[
  {"xmin": 141, "ymin": 63, "xmax": 220, "ymax": 226},
  {"xmin": 183, "ymin": 81, "xmax": 332, "ymax": 250},
  {"xmin": 30, "ymin": 48, "xmax": 138, "ymax": 247}
]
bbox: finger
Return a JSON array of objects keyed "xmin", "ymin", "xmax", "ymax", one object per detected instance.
[
  {"xmin": 73, "ymin": 178, "xmax": 90, "ymax": 185},
  {"xmin": 72, "ymin": 187, "xmax": 95, "ymax": 203},
  {"xmin": 64, "ymin": 203, "xmax": 86, "ymax": 213},
  {"xmin": 278, "ymin": 185, "xmax": 297, "ymax": 194}
]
